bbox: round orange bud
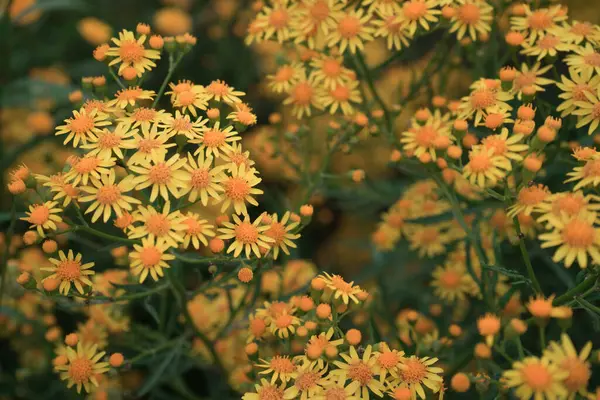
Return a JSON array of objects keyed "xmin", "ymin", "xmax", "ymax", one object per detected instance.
[
  {"xmin": 299, "ymin": 296, "xmax": 314, "ymax": 312},
  {"xmin": 121, "ymin": 67, "xmax": 138, "ymax": 81},
  {"xmin": 371, "ymin": 109, "xmax": 384, "ymax": 118},
  {"xmin": 149, "ymin": 34, "xmax": 164, "ymax": 49},
  {"xmin": 93, "ymin": 44, "xmax": 110, "ymax": 61},
  {"xmin": 65, "ymin": 333, "xmax": 78, "ymax": 346},
  {"xmin": 545, "ymin": 116, "xmax": 562, "ymax": 130},
  {"xmin": 505, "ymin": 31, "xmax": 525, "ymax": 46},
  {"xmin": 462, "ymin": 133, "xmax": 478, "ymax": 148},
  {"xmin": 238, "ymin": 267, "xmax": 253, "ymax": 283},
  {"xmin": 304, "ymin": 321, "xmax": 317, "ymax": 330},
  {"xmin": 325, "ymin": 345, "xmax": 338, "ymax": 358},
  {"xmin": 511, "ymin": 4, "xmax": 526, "ymax": 15},
  {"xmin": 447, "ymin": 145, "xmax": 462, "ymax": 159},
  {"xmin": 23, "ymin": 230, "xmax": 38, "ymax": 245},
  {"xmin": 268, "ymin": 113, "xmax": 282, "ymax": 124},
  {"xmin": 524, "ymin": 154, "xmax": 543, "ymax": 172},
  {"xmin": 449, "ymin": 324, "xmax": 462, "ymax": 337},
  {"xmin": 474, "ymin": 343, "xmax": 491, "ymax": 359},
  {"xmin": 436, "ymin": 158, "xmax": 447, "ymax": 169},
  {"xmin": 69, "ymin": 90, "xmax": 83, "ymax": 103},
  {"xmin": 537, "ymin": 126, "xmax": 556, "ymax": 143},
  {"xmin": 351, "ymin": 169, "xmax": 365, "ymax": 183},
  {"xmin": 517, "ymin": 104, "xmax": 535, "ymax": 121},
  {"xmin": 245, "ymin": 342, "xmax": 258, "ymax": 355},
  {"xmin": 429, "ymin": 304, "xmax": 442, "ymax": 316},
  {"xmin": 390, "ymin": 149, "xmax": 402, "ymax": 162},
  {"xmin": 114, "ymin": 212, "xmax": 133, "ymax": 229},
  {"xmin": 296, "ymin": 326, "xmax": 308, "ymax": 337},
  {"xmin": 306, "ymin": 343, "xmax": 323, "ymax": 360},
  {"xmin": 109, "ymin": 353, "xmax": 124, "ymax": 367},
  {"xmin": 510, "ymin": 318, "xmax": 528, "ymax": 335},
  {"xmin": 442, "ymin": 168, "xmax": 457, "ymax": 184},
  {"xmin": 207, "ymin": 108, "xmax": 220, "ymax": 119},
  {"xmin": 415, "ymin": 108, "xmax": 430, "ymax": 122},
  {"xmin": 484, "ymin": 113, "xmax": 504, "ymax": 130},
  {"xmin": 499, "ymin": 66, "xmax": 516, "ymax": 82},
  {"xmin": 290, "ymin": 213, "xmax": 301, "ymax": 223},
  {"xmin": 53, "ymin": 355, "xmax": 68, "ymax": 366},
  {"xmin": 300, "ymin": 204, "xmax": 314, "ymax": 217},
  {"xmin": 45, "ymin": 326, "xmax": 61, "ymax": 342},
  {"xmin": 441, "ymin": 6, "xmax": 456, "ymax": 18},
  {"xmin": 43, "ymin": 278, "xmax": 60, "ymax": 292},
  {"xmin": 514, "ymin": 119, "xmax": 535, "ymax": 136},
  {"xmin": 354, "ymin": 113, "xmax": 368, "ymax": 126},
  {"xmin": 8, "ymin": 179, "xmax": 26, "ymax": 195},
  {"xmin": 522, "ymin": 85, "xmax": 536, "ymax": 97},
  {"xmin": 432, "ymin": 95, "xmax": 447, "ymax": 108},
  {"xmin": 453, "ymin": 119, "xmax": 468, "ymax": 131},
  {"xmin": 316, "ymin": 303, "xmax": 331, "ymax": 319},
  {"xmin": 136, "ymin": 23, "xmax": 151, "ymax": 35},
  {"xmin": 418, "ymin": 153, "xmax": 432, "ymax": 164},
  {"xmin": 209, "ymin": 238, "xmax": 225, "ymax": 253},
  {"xmin": 356, "ymin": 290, "xmax": 369, "ymax": 302},
  {"xmin": 311, "ymin": 277, "xmax": 326, "ymax": 290},
  {"xmin": 92, "ymin": 76, "xmax": 106, "ymax": 86},
  {"xmin": 215, "ymin": 214, "xmax": 230, "ymax": 226},
  {"xmin": 345, "ymin": 328, "xmax": 362, "ymax": 345},
  {"xmin": 42, "ymin": 240, "xmax": 58, "ymax": 254},
  {"xmin": 451, "ymin": 373, "xmax": 471, "ymax": 392},
  {"xmin": 17, "ymin": 272, "xmax": 30, "ymax": 285},
  {"xmin": 477, "ymin": 314, "xmax": 501, "ymax": 336},
  {"xmin": 27, "ymin": 111, "xmax": 54, "ymax": 134}
]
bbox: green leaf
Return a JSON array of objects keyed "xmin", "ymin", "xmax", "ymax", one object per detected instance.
[
  {"xmin": 143, "ymin": 297, "xmax": 160, "ymax": 326},
  {"xmin": 137, "ymin": 341, "xmax": 182, "ymax": 396}
]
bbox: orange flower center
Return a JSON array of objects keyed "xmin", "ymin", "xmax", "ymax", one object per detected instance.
[
  {"xmin": 119, "ymin": 39, "xmax": 145, "ymax": 63},
  {"xmin": 528, "ymin": 299, "xmax": 553, "ymax": 317},
  {"xmin": 385, "ymin": 16, "xmax": 402, "ymax": 32},
  {"xmin": 293, "ymin": 82, "xmax": 314, "ymax": 104},
  {"xmin": 145, "ymin": 214, "xmax": 171, "ymax": 236},
  {"xmin": 69, "ymin": 114, "xmax": 95, "ymax": 134},
  {"xmin": 584, "ymin": 52, "xmax": 600, "ymax": 67},
  {"xmin": 138, "ymin": 138, "xmax": 160, "ymax": 153},
  {"xmin": 468, "ymin": 153, "xmax": 492, "ymax": 172},
  {"xmin": 470, "ymin": 89, "xmax": 496, "ymax": 109},
  {"xmin": 57, "ymin": 259, "xmax": 82, "ymax": 281},
  {"xmin": 269, "ymin": 9, "xmax": 289, "ymax": 29},
  {"xmin": 117, "ymin": 87, "xmax": 142, "ymax": 100},
  {"xmin": 133, "ymin": 108, "xmax": 157, "ymax": 122},
  {"xmin": 177, "ymin": 90, "xmax": 196, "ymax": 106},
  {"xmin": 265, "ymin": 222, "xmax": 286, "ymax": 244},
  {"xmin": 258, "ymin": 385, "xmax": 284, "ymax": 400},
  {"xmin": 310, "ymin": 1, "xmax": 330, "ymax": 22},
  {"xmin": 203, "ymin": 129, "xmax": 226, "ymax": 148},
  {"xmin": 295, "ymin": 371, "xmax": 320, "ymax": 390},
  {"xmin": 322, "ymin": 59, "xmax": 342, "ymax": 77},
  {"xmin": 74, "ymin": 157, "xmax": 100, "ymax": 173},
  {"xmin": 148, "ymin": 163, "xmax": 172, "ymax": 184},
  {"xmin": 478, "ymin": 315, "xmax": 500, "ymax": 335},
  {"xmin": 275, "ymin": 65, "xmax": 294, "ymax": 82},
  {"xmin": 96, "ymin": 185, "xmax": 121, "ymax": 204},
  {"xmin": 439, "ymin": 269, "xmax": 461, "ymax": 288},
  {"xmin": 139, "ymin": 246, "xmax": 162, "ymax": 266},
  {"xmin": 330, "ymin": 275, "xmax": 353, "ymax": 293},
  {"xmin": 414, "ymin": 126, "xmax": 439, "ymax": 147},
  {"xmin": 401, "ymin": 359, "xmax": 427, "ymax": 384},
  {"xmin": 419, "ymin": 227, "xmax": 439, "ymax": 244},
  {"xmin": 560, "ymin": 357, "xmax": 590, "ymax": 391},
  {"xmin": 172, "ymin": 81, "xmax": 193, "ymax": 94},
  {"xmin": 225, "ymin": 177, "xmax": 250, "ymax": 201},
  {"xmin": 378, "ymin": 351, "xmax": 400, "ymax": 369},
  {"xmin": 189, "ymin": 168, "xmax": 210, "ymax": 188},
  {"xmin": 68, "ymin": 357, "xmax": 93, "ymax": 384},
  {"xmin": 348, "ymin": 361, "xmax": 373, "ymax": 386},
  {"xmin": 330, "ymin": 85, "xmax": 350, "ymax": 101},
  {"xmin": 236, "ymin": 110, "xmax": 255, "ymax": 125},
  {"xmin": 172, "ymin": 117, "xmax": 192, "ymax": 131},
  {"xmin": 270, "ymin": 356, "xmax": 295, "ymax": 373},
  {"xmin": 572, "ymin": 84, "xmax": 593, "ymax": 101},
  {"xmin": 538, "ymin": 34, "xmax": 559, "ymax": 49},
  {"xmin": 324, "ymin": 387, "xmax": 347, "ymax": 400},
  {"xmin": 29, "ymin": 205, "xmax": 50, "ymax": 225},
  {"xmin": 84, "ymin": 100, "xmax": 106, "ymax": 113},
  {"xmin": 553, "ymin": 195, "xmax": 584, "ymax": 216},
  {"xmin": 591, "ymin": 103, "xmax": 600, "ymax": 119},
  {"xmin": 183, "ymin": 217, "xmax": 203, "ymax": 235},
  {"xmin": 250, "ymin": 318, "xmax": 266, "ymax": 336},
  {"xmin": 98, "ymin": 131, "xmax": 121, "ymax": 148},
  {"xmin": 515, "ymin": 72, "xmax": 536, "ymax": 88},
  {"xmin": 571, "ymin": 22, "xmax": 593, "ymax": 36},
  {"xmin": 275, "ymin": 313, "xmax": 293, "ymax": 328},
  {"xmin": 561, "ymin": 219, "xmax": 595, "ymax": 247},
  {"xmin": 458, "ymin": 3, "xmax": 481, "ymax": 24},
  {"xmin": 338, "ymin": 15, "xmax": 361, "ymax": 38},
  {"xmin": 583, "ymin": 159, "xmax": 600, "ymax": 177},
  {"xmin": 403, "ymin": 1, "xmax": 427, "ymax": 20},
  {"xmin": 207, "ymin": 81, "xmax": 229, "ymax": 96},
  {"xmin": 520, "ymin": 363, "xmax": 552, "ymax": 390},
  {"xmin": 517, "ymin": 185, "xmax": 548, "ymax": 205},
  {"xmin": 235, "ymin": 221, "xmax": 259, "ymax": 244},
  {"xmin": 528, "ymin": 11, "xmax": 553, "ymax": 30}
]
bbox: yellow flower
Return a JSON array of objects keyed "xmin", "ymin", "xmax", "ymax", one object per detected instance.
[
  {"xmin": 520, "ymin": 34, "xmax": 573, "ymax": 61},
  {"xmin": 172, "ymin": 84, "xmax": 209, "ymax": 117},
  {"xmin": 566, "ymin": 157, "xmax": 600, "ymax": 189},
  {"xmin": 313, "ymin": 373, "xmax": 361, "ymax": 400},
  {"xmin": 218, "ymin": 214, "xmax": 274, "ymax": 258},
  {"xmin": 573, "ymin": 85, "xmax": 600, "ymax": 135},
  {"xmin": 362, "ymin": 0, "xmax": 402, "ymax": 14},
  {"xmin": 399, "ymin": 0, "xmax": 441, "ymax": 37},
  {"xmin": 80, "ymin": 123, "xmax": 138, "ymax": 160},
  {"xmin": 41, "ymin": 250, "xmax": 95, "ymax": 295},
  {"xmin": 372, "ymin": 8, "xmax": 412, "ymax": 50},
  {"xmin": 242, "ymin": 378, "xmax": 287, "ymax": 400},
  {"xmin": 180, "ymin": 212, "xmax": 215, "ymax": 249},
  {"xmin": 65, "ymin": 154, "xmax": 116, "ymax": 186},
  {"xmin": 318, "ymin": 272, "xmax": 362, "ymax": 305},
  {"xmin": 431, "ymin": 262, "xmax": 477, "ymax": 303},
  {"xmin": 263, "ymin": 212, "xmax": 300, "ymax": 259},
  {"xmin": 181, "ymin": 152, "xmax": 225, "ymax": 205},
  {"xmin": 332, "ymin": 345, "xmax": 385, "ymax": 399},
  {"xmin": 79, "ymin": 169, "xmax": 140, "ymax": 223},
  {"xmin": 35, "ymin": 173, "xmax": 80, "ymax": 207},
  {"xmin": 22, "ymin": 201, "xmax": 63, "ymax": 237},
  {"xmin": 205, "ymin": 79, "xmax": 245, "ymax": 104},
  {"xmin": 221, "ymin": 142, "xmax": 256, "ymax": 171},
  {"xmin": 512, "ymin": 62, "xmax": 554, "ymax": 99},
  {"xmin": 538, "ymin": 211, "xmax": 600, "ymax": 268},
  {"xmin": 128, "ymin": 202, "xmax": 187, "ymax": 247},
  {"xmin": 449, "ymin": 0, "xmax": 493, "ymax": 41},
  {"xmin": 118, "ymin": 107, "xmax": 171, "ymax": 130},
  {"xmin": 130, "ymin": 153, "xmax": 189, "ymax": 202},
  {"xmin": 55, "ymin": 108, "xmax": 111, "ymax": 147},
  {"xmin": 227, "ymin": 103, "xmax": 258, "ymax": 127},
  {"xmin": 127, "ymin": 123, "xmax": 176, "ymax": 166},
  {"xmin": 507, "ymin": 184, "xmax": 551, "ymax": 218},
  {"xmin": 537, "ymin": 191, "xmax": 600, "ymax": 229},
  {"xmin": 106, "ymin": 30, "xmax": 161, "ymax": 77},
  {"xmin": 462, "ymin": 147, "xmax": 511, "ymax": 188},
  {"xmin": 219, "ymin": 163, "xmax": 263, "ymax": 215},
  {"xmin": 390, "ymin": 356, "xmax": 444, "ymax": 399},
  {"xmin": 283, "ymin": 74, "xmax": 324, "ymax": 119},
  {"xmin": 55, "ymin": 342, "xmax": 110, "ymax": 393},
  {"xmin": 256, "ymin": 356, "xmax": 298, "ymax": 384},
  {"xmin": 326, "ymin": 9, "xmax": 374, "ymax": 54},
  {"xmin": 267, "ymin": 63, "xmax": 305, "ymax": 94},
  {"xmin": 160, "ymin": 110, "xmax": 208, "ymax": 139},
  {"xmin": 400, "ymin": 116, "xmax": 453, "ymax": 161},
  {"xmin": 544, "ymin": 333, "xmax": 592, "ymax": 396},
  {"xmin": 283, "ymin": 361, "xmax": 325, "ymax": 399},
  {"xmin": 257, "ymin": 1, "xmax": 298, "ymax": 44},
  {"xmin": 106, "ymin": 86, "xmax": 155, "ymax": 109},
  {"xmin": 550, "ymin": 20, "xmax": 600, "ymax": 45},
  {"xmin": 510, "ymin": 5, "xmax": 567, "ymax": 44},
  {"xmin": 292, "ymin": 0, "xmax": 344, "ymax": 47},
  {"xmin": 565, "ymin": 43, "xmax": 600, "ymax": 77},
  {"xmin": 459, "ymin": 79, "xmax": 513, "ymax": 126},
  {"xmin": 481, "ymin": 128, "xmax": 528, "ymax": 161},
  {"xmin": 129, "ymin": 237, "xmax": 175, "ymax": 283},
  {"xmin": 190, "ymin": 121, "xmax": 241, "ymax": 159},
  {"xmin": 317, "ymin": 79, "xmax": 362, "ymax": 116},
  {"xmin": 556, "ymin": 67, "xmax": 600, "ymax": 118},
  {"xmin": 502, "ymin": 356, "xmax": 569, "ymax": 400}
]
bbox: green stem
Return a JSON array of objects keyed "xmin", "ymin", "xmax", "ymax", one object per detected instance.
[
  {"xmin": 512, "ymin": 217, "xmax": 543, "ymax": 294},
  {"xmin": 576, "ymin": 297, "xmax": 600, "ymax": 315},
  {"xmin": 128, "ymin": 335, "xmax": 188, "ymax": 365},
  {"xmin": 44, "ymin": 283, "xmax": 169, "ymax": 303},
  {"xmin": 0, "ymin": 203, "xmax": 17, "ymax": 306},
  {"xmin": 515, "ymin": 337, "xmax": 525, "ymax": 359},
  {"xmin": 171, "ymin": 251, "xmax": 240, "ymax": 264},
  {"xmin": 493, "ymin": 345, "xmax": 514, "ymax": 363},
  {"xmin": 152, "ymin": 53, "xmax": 184, "ymax": 108},
  {"xmin": 76, "ymin": 225, "xmax": 139, "ymax": 244},
  {"xmin": 539, "ymin": 325, "xmax": 546, "ymax": 350},
  {"xmin": 554, "ymin": 273, "xmax": 598, "ymax": 305},
  {"xmin": 108, "ymin": 66, "xmax": 127, "ymax": 90}
]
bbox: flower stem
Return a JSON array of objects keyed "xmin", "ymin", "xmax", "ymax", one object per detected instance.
[
  {"xmin": 512, "ymin": 217, "xmax": 543, "ymax": 294},
  {"xmin": 153, "ymin": 53, "xmax": 184, "ymax": 108},
  {"xmin": 0, "ymin": 203, "xmax": 17, "ymax": 307},
  {"xmin": 75, "ymin": 225, "xmax": 139, "ymax": 244},
  {"xmin": 554, "ymin": 273, "xmax": 598, "ymax": 305}
]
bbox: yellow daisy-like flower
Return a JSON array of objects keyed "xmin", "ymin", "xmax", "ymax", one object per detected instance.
[
  {"xmin": 181, "ymin": 152, "xmax": 225, "ymax": 205},
  {"xmin": 372, "ymin": 8, "xmax": 412, "ymax": 51},
  {"xmin": 400, "ymin": 117, "xmax": 453, "ymax": 161},
  {"xmin": 318, "ymin": 272, "xmax": 362, "ymax": 305},
  {"xmin": 65, "ymin": 154, "xmax": 116, "ymax": 186},
  {"xmin": 502, "ymin": 356, "xmax": 569, "ymax": 400},
  {"xmin": 537, "ymin": 191, "xmax": 600, "ymax": 229},
  {"xmin": 55, "ymin": 342, "xmax": 110, "ymax": 394},
  {"xmin": 550, "ymin": 20, "xmax": 600, "ymax": 45},
  {"xmin": 257, "ymin": 1, "xmax": 297, "ymax": 44},
  {"xmin": 130, "ymin": 154, "xmax": 189, "ymax": 202},
  {"xmin": 256, "ymin": 355, "xmax": 298, "ymax": 384},
  {"xmin": 218, "ymin": 214, "xmax": 274, "ymax": 258},
  {"xmin": 566, "ymin": 157, "xmax": 600, "ymax": 189},
  {"xmin": 227, "ymin": 103, "xmax": 258, "ymax": 127},
  {"xmin": 326, "ymin": 9, "xmax": 374, "ymax": 54},
  {"xmin": 510, "ymin": 5, "xmax": 566, "ymax": 44},
  {"xmin": 404, "ymin": 223, "xmax": 454, "ymax": 258},
  {"xmin": 263, "ymin": 212, "xmax": 300, "ymax": 260},
  {"xmin": 292, "ymin": 0, "xmax": 344, "ymax": 48},
  {"xmin": 544, "ymin": 334, "xmax": 592, "ymax": 396},
  {"xmin": 373, "ymin": 342, "xmax": 405, "ymax": 383},
  {"xmin": 106, "ymin": 86, "xmax": 155, "ymax": 109},
  {"xmin": 221, "ymin": 142, "xmax": 256, "ymax": 171},
  {"xmin": 507, "ymin": 184, "xmax": 551, "ymax": 218},
  {"xmin": 399, "ymin": 0, "xmax": 441, "ymax": 36},
  {"xmin": 180, "ymin": 212, "xmax": 215, "ymax": 250},
  {"xmin": 520, "ymin": 33, "xmax": 573, "ymax": 61},
  {"xmin": 362, "ymin": 0, "xmax": 402, "ymax": 14},
  {"xmin": 160, "ymin": 110, "xmax": 208, "ymax": 139},
  {"xmin": 128, "ymin": 202, "xmax": 187, "ymax": 247},
  {"xmin": 106, "ymin": 30, "xmax": 161, "ymax": 77},
  {"xmin": 573, "ymin": 85, "xmax": 600, "ymax": 135},
  {"xmin": 22, "ymin": 201, "xmax": 63, "ymax": 237},
  {"xmin": 119, "ymin": 107, "xmax": 171, "ymax": 130},
  {"xmin": 55, "ymin": 108, "xmax": 111, "ymax": 147},
  {"xmin": 309, "ymin": 56, "xmax": 353, "ymax": 90},
  {"xmin": 127, "ymin": 123, "xmax": 177, "ymax": 166},
  {"xmin": 242, "ymin": 378, "xmax": 287, "ymax": 400},
  {"xmin": 79, "ymin": 169, "xmax": 140, "ymax": 223},
  {"xmin": 41, "ymin": 250, "xmax": 95, "ymax": 295},
  {"xmin": 481, "ymin": 128, "xmax": 527, "ymax": 162},
  {"xmin": 462, "ymin": 147, "xmax": 511, "ymax": 188},
  {"xmin": 538, "ymin": 211, "xmax": 600, "ymax": 268},
  {"xmin": 513, "ymin": 62, "xmax": 554, "ymax": 99},
  {"xmin": 313, "ymin": 373, "xmax": 360, "ymax": 400},
  {"xmin": 129, "ymin": 237, "xmax": 175, "ymax": 283},
  {"xmin": 284, "ymin": 361, "xmax": 325, "ymax": 399},
  {"xmin": 449, "ymin": 0, "xmax": 493, "ymax": 41},
  {"xmin": 205, "ymin": 79, "xmax": 245, "ymax": 104},
  {"xmin": 431, "ymin": 262, "xmax": 477, "ymax": 304},
  {"xmin": 219, "ymin": 163, "xmax": 263, "ymax": 215},
  {"xmin": 283, "ymin": 74, "xmax": 325, "ymax": 119},
  {"xmin": 80, "ymin": 123, "xmax": 138, "ymax": 160},
  {"xmin": 172, "ymin": 84, "xmax": 209, "ymax": 117},
  {"xmin": 331, "ymin": 345, "xmax": 385, "ymax": 399},
  {"xmin": 390, "ymin": 356, "xmax": 444, "ymax": 400},
  {"xmin": 565, "ymin": 43, "xmax": 600, "ymax": 77},
  {"xmin": 459, "ymin": 79, "xmax": 513, "ymax": 126},
  {"xmin": 317, "ymin": 79, "xmax": 362, "ymax": 116},
  {"xmin": 190, "ymin": 121, "xmax": 241, "ymax": 159},
  {"xmin": 556, "ymin": 67, "xmax": 600, "ymax": 117},
  {"xmin": 35, "ymin": 173, "xmax": 80, "ymax": 207},
  {"xmin": 267, "ymin": 63, "xmax": 304, "ymax": 94}
]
